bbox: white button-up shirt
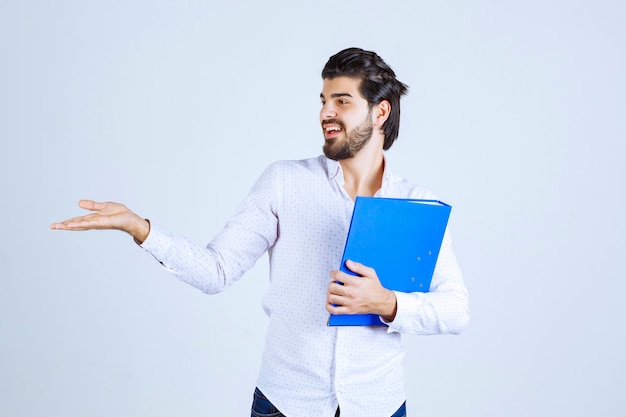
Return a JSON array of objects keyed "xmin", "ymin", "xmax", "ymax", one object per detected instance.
[{"xmin": 140, "ymin": 155, "xmax": 469, "ymax": 417}]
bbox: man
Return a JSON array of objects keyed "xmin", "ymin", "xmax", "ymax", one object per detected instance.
[{"xmin": 51, "ymin": 47, "xmax": 469, "ymax": 417}]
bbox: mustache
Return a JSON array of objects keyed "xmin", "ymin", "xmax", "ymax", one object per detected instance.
[{"xmin": 321, "ymin": 119, "xmax": 345, "ymax": 129}]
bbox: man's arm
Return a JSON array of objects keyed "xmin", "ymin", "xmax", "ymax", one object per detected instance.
[{"xmin": 50, "ymin": 200, "xmax": 150, "ymax": 243}]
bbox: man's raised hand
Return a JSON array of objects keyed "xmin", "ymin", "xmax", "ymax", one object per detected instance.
[{"xmin": 50, "ymin": 200, "xmax": 150, "ymax": 243}]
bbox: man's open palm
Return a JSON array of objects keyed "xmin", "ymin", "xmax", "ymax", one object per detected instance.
[{"xmin": 50, "ymin": 200, "xmax": 149, "ymax": 243}]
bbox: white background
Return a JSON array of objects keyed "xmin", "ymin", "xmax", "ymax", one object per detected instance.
[{"xmin": 1, "ymin": 1, "xmax": 624, "ymax": 416}]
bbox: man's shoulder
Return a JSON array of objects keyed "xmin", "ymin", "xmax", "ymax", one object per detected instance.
[
  {"xmin": 384, "ymin": 170, "xmax": 439, "ymax": 200},
  {"xmin": 264, "ymin": 155, "xmax": 328, "ymax": 175}
]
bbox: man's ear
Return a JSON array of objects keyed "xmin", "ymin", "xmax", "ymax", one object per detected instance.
[{"xmin": 373, "ymin": 100, "xmax": 391, "ymax": 127}]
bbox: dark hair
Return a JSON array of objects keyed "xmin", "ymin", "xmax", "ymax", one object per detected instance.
[{"xmin": 321, "ymin": 47, "xmax": 408, "ymax": 150}]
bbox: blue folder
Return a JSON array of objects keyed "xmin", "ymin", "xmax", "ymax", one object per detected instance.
[{"xmin": 328, "ymin": 197, "xmax": 451, "ymax": 326}]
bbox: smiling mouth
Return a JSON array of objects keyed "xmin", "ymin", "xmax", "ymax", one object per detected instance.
[{"xmin": 322, "ymin": 122, "xmax": 343, "ymax": 139}]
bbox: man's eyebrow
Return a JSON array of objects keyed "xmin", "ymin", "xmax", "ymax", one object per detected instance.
[{"xmin": 320, "ymin": 92, "xmax": 354, "ymax": 99}]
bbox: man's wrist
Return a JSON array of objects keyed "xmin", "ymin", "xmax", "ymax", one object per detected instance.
[
  {"xmin": 131, "ymin": 218, "xmax": 150, "ymax": 244},
  {"xmin": 379, "ymin": 290, "xmax": 398, "ymax": 322}
]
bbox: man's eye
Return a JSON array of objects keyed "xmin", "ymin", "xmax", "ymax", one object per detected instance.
[{"xmin": 339, "ymin": 100, "xmax": 348, "ymax": 105}]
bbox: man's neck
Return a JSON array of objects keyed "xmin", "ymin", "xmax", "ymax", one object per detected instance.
[{"xmin": 339, "ymin": 142, "xmax": 385, "ymax": 200}]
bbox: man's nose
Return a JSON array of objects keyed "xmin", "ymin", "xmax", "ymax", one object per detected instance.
[{"xmin": 321, "ymin": 102, "xmax": 337, "ymax": 119}]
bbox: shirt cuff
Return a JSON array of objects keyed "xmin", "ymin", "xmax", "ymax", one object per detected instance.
[
  {"xmin": 382, "ymin": 291, "xmax": 420, "ymax": 333},
  {"xmin": 137, "ymin": 222, "xmax": 177, "ymax": 269}
]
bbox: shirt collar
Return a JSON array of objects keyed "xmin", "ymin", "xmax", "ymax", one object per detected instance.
[
  {"xmin": 321, "ymin": 154, "xmax": 395, "ymax": 189},
  {"xmin": 323, "ymin": 156, "xmax": 342, "ymax": 182}
]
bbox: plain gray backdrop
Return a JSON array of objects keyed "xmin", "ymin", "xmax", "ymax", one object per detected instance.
[{"xmin": 1, "ymin": 1, "xmax": 624, "ymax": 416}]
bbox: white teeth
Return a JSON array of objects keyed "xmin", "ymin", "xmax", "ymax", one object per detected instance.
[{"xmin": 326, "ymin": 127, "xmax": 341, "ymax": 132}]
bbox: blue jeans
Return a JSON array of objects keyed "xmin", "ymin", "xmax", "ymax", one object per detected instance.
[{"xmin": 251, "ymin": 387, "xmax": 407, "ymax": 417}]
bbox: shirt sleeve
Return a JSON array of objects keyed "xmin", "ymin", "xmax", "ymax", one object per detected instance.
[
  {"xmin": 138, "ymin": 164, "xmax": 280, "ymax": 294},
  {"xmin": 382, "ymin": 231, "xmax": 470, "ymax": 335}
]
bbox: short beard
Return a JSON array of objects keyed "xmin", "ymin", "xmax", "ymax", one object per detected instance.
[{"xmin": 323, "ymin": 110, "xmax": 374, "ymax": 161}]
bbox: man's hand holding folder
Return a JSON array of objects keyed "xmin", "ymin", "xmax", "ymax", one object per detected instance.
[{"xmin": 326, "ymin": 259, "xmax": 398, "ymax": 323}]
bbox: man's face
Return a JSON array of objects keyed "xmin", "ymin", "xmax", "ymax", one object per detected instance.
[{"xmin": 320, "ymin": 76, "xmax": 373, "ymax": 161}]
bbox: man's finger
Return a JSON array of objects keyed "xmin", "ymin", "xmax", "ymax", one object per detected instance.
[
  {"xmin": 329, "ymin": 272, "xmax": 358, "ymax": 287},
  {"xmin": 78, "ymin": 199, "xmax": 102, "ymax": 211},
  {"xmin": 344, "ymin": 259, "xmax": 374, "ymax": 277},
  {"xmin": 325, "ymin": 301, "xmax": 350, "ymax": 315},
  {"xmin": 328, "ymin": 280, "xmax": 346, "ymax": 295}
]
